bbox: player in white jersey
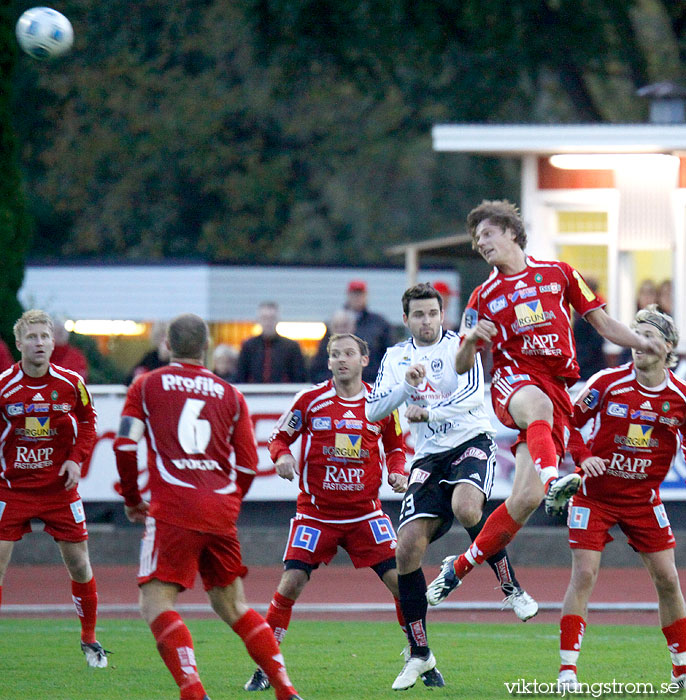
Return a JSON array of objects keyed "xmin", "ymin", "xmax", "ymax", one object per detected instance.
[{"xmin": 367, "ymin": 284, "xmax": 538, "ymax": 691}]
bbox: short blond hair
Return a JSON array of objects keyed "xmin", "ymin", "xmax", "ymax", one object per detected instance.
[
  {"xmin": 13, "ymin": 310, "xmax": 54, "ymax": 342},
  {"xmin": 632, "ymin": 304, "xmax": 679, "ymax": 368}
]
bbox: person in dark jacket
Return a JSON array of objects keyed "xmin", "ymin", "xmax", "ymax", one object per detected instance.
[
  {"xmin": 345, "ymin": 280, "xmax": 392, "ymax": 383},
  {"xmin": 235, "ymin": 301, "xmax": 307, "ymax": 384},
  {"xmin": 309, "ymin": 308, "xmax": 356, "ymax": 384}
]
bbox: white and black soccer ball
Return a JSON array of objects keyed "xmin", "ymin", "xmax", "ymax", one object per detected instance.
[{"xmin": 15, "ymin": 7, "xmax": 74, "ymax": 60}]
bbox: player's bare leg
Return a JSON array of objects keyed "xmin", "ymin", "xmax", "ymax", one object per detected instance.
[
  {"xmin": 642, "ymin": 549, "xmax": 686, "ymax": 686},
  {"xmin": 244, "ymin": 568, "xmax": 309, "ymax": 692},
  {"xmin": 558, "ymin": 548, "xmax": 601, "ymax": 689},
  {"xmin": 58, "ymin": 540, "xmax": 107, "ymax": 668},
  {"xmin": 0, "ymin": 540, "xmax": 14, "ymax": 609},
  {"xmin": 209, "ymin": 578, "xmax": 301, "ymax": 700}
]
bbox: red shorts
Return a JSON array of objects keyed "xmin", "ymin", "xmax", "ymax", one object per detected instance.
[
  {"xmin": 490, "ymin": 367, "xmax": 572, "ymax": 458},
  {"xmin": 283, "ymin": 513, "xmax": 397, "ymax": 569},
  {"xmin": 0, "ymin": 488, "xmax": 87, "ymax": 542},
  {"xmin": 567, "ymin": 493, "xmax": 675, "ymax": 553},
  {"xmin": 138, "ymin": 517, "xmax": 247, "ymax": 591}
]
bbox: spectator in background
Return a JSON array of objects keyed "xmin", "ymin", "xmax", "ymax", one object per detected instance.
[
  {"xmin": 212, "ymin": 343, "xmax": 239, "ymax": 382},
  {"xmin": 433, "ymin": 281, "xmax": 458, "ymax": 331},
  {"xmin": 309, "ymin": 308, "xmax": 356, "ymax": 384},
  {"xmin": 126, "ymin": 322, "xmax": 170, "ymax": 384},
  {"xmin": 345, "ymin": 280, "xmax": 392, "ymax": 383},
  {"xmin": 235, "ymin": 301, "xmax": 307, "ymax": 384},
  {"xmin": 572, "ymin": 277, "xmax": 607, "ymax": 380},
  {"xmin": 658, "ymin": 279, "xmax": 673, "ymax": 316},
  {"xmin": 51, "ymin": 318, "xmax": 89, "ymax": 380},
  {"xmin": 0, "ymin": 339, "xmax": 13, "ymax": 371},
  {"xmin": 636, "ymin": 279, "xmax": 658, "ymax": 311}
]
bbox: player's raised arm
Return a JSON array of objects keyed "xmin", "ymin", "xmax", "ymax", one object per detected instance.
[
  {"xmin": 585, "ymin": 307, "xmax": 665, "ymax": 355},
  {"xmin": 365, "ymin": 350, "xmax": 413, "ymax": 422}
]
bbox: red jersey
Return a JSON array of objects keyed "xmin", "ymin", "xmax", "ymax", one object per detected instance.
[
  {"xmin": 573, "ymin": 364, "xmax": 686, "ymax": 505},
  {"xmin": 117, "ymin": 362, "xmax": 258, "ymax": 534},
  {"xmin": 269, "ymin": 380, "xmax": 405, "ymax": 523},
  {"xmin": 0, "ymin": 363, "xmax": 96, "ymax": 493},
  {"xmin": 461, "ymin": 257, "xmax": 604, "ymax": 383}
]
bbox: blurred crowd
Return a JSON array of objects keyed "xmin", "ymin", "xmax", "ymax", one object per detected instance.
[
  {"xmin": 2, "ymin": 275, "xmax": 673, "ymax": 386},
  {"xmin": 0, "ymin": 279, "xmax": 458, "ymax": 386}
]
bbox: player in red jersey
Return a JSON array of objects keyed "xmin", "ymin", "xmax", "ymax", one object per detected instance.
[
  {"xmin": 558, "ymin": 305, "xmax": 686, "ymax": 690},
  {"xmin": 243, "ymin": 333, "xmax": 419, "ymax": 692},
  {"xmin": 0, "ymin": 310, "xmax": 106, "ymax": 667},
  {"xmin": 113, "ymin": 313, "xmax": 303, "ymax": 700},
  {"xmin": 427, "ymin": 200, "xmax": 664, "ymax": 607}
]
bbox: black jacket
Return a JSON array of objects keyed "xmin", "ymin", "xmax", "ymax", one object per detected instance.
[{"xmin": 234, "ymin": 334, "xmax": 308, "ymax": 383}]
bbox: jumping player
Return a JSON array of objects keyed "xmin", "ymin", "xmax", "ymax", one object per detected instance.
[
  {"xmin": 114, "ymin": 313, "xmax": 303, "ymax": 700},
  {"xmin": 367, "ymin": 283, "xmax": 537, "ymax": 691},
  {"xmin": 0, "ymin": 310, "xmax": 106, "ymax": 667},
  {"xmin": 427, "ymin": 200, "xmax": 663, "ymax": 607},
  {"xmin": 558, "ymin": 305, "xmax": 686, "ymax": 689},
  {"xmin": 243, "ymin": 333, "xmax": 422, "ymax": 691}
]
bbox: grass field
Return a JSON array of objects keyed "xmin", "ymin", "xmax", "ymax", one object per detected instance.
[{"xmin": 0, "ymin": 618, "xmax": 677, "ymax": 699}]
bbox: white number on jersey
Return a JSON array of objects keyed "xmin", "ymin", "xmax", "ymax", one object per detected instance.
[{"xmin": 178, "ymin": 399, "xmax": 211, "ymax": 454}]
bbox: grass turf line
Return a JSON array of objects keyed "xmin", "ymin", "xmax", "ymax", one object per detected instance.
[{"xmin": 0, "ymin": 618, "xmax": 672, "ymax": 699}]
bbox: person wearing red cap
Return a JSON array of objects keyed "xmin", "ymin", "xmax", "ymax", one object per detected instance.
[
  {"xmin": 345, "ymin": 280, "xmax": 392, "ymax": 383},
  {"xmin": 432, "ymin": 281, "xmax": 457, "ymax": 331}
]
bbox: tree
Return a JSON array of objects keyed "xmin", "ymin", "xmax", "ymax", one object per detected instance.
[
  {"xmin": 10, "ymin": 1, "xmax": 686, "ymax": 266},
  {"xmin": 0, "ymin": 2, "xmax": 30, "ymax": 354}
]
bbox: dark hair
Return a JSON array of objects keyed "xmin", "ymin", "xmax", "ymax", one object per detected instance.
[
  {"xmin": 467, "ymin": 199, "xmax": 527, "ymax": 250},
  {"xmin": 401, "ymin": 283, "xmax": 443, "ymax": 316},
  {"xmin": 327, "ymin": 333, "xmax": 369, "ymax": 357},
  {"xmin": 167, "ymin": 313, "xmax": 209, "ymax": 359}
]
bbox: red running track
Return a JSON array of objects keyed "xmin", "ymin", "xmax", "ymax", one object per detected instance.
[{"xmin": 1, "ymin": 564, "xmax": 673, "ymax": 625}]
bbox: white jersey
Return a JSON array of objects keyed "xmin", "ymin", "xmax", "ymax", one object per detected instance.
[{"xmin": 366, "ymin": 330, "xmax": 495, "ymax": 464}]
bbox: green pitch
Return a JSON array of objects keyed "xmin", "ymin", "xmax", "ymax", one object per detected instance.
[{"xmin": 0, "ymin": 618, "xmax": 675, "ymax": 699}]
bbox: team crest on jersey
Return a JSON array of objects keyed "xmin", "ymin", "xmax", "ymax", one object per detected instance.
[
  {"xmin": 487, "ymin": 295, "xmax": 508, "ymax": 314},
  {"xmin": 514, "ymin": 301, "xmax": 546, "ymax": 328},
  {"xmin": 334, "ymin": 433, "xmax": 362, "ymax": 458},
  {"xmin": 311, "ymin": 417, "xmax": 331, "ymax": 431},
  {"xmin": 430, "ymin": 358, "xmax": 443, "ymax": 374},
  {"xmin": 606, "ymin": 402, "xmax": 628, "ymax": 418}
]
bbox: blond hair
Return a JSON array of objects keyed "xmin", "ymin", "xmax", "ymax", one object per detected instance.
[
  {"xmin": 632, "ymin": 304, "xmax": 679, "ymax": 368},
  {"xmin": 13, "ymin": 310, "xmax": 54, "ymax": 342}
]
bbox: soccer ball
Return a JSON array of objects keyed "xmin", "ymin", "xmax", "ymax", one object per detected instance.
[{"xmin": 15, "ymin": 7, "xmax": 74, "ymax": 60}]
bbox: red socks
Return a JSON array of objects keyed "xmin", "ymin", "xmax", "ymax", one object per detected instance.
[
  {"xmin": 233, "ymin": 608, "xmax": 297, "ymax": 700},
  {"xmin": 265, "ymin": 591, "xmax": 296, "ymax": 643},
  {"xmin": 527, "ymin": 419, "xmax": 558, "ymax": 483},
  {"xmin": 663, "ymin": 617, "xmax": 686, "ymax": 677},
  {"xmin": 559, "ymin": 614, "xmax": 586, "ymax": 673},
  {"xmin": 455, "ymin": 503, "xmax": 522, "ymax": 579},
  {"xmin": 150, "ymin": 610, "xmax": 206, "ymax": 700},
  {"xmin": 71, "ymin": 577, "xmax": 98, "ymax": 644}
]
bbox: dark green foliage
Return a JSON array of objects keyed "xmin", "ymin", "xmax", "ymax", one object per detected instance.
[
  {"xmin": 8, "ymin": 1, "xmax": 686, "ymax": 266},
  {"xmin": 0, "ymin": 2, "xmax": 31, "ymax": 353}
]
